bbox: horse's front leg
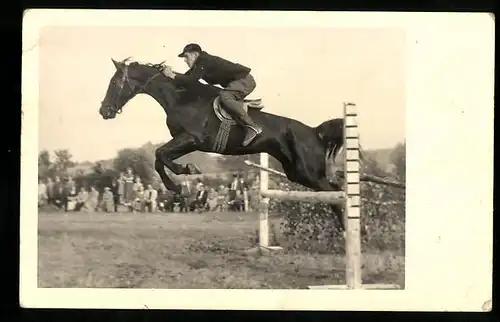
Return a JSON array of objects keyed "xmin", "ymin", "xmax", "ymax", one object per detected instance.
[{"xmin": 154, "ymin": 133, "xmax": 201, "ymax": 194}]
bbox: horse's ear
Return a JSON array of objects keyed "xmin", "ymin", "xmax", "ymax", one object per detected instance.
[{"xmin": 111, "ymin": 58, "xmax": 123, "ymax": 70}]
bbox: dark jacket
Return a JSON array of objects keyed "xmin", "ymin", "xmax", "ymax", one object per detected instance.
[
  {"xmin": 196, "ymin": 190, "xmax": 208, "ymax": 204},
  {"xmin": 173, "ymin": 51, "xmax": 251, "ymax": 88}
]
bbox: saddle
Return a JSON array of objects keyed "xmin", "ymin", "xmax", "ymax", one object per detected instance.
[{"xmin": 213, "ymin": 96, "xmax": 264, "ymax": 125}]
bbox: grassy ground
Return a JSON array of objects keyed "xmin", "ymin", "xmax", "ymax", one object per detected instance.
[{"xmin": 38, "ymin": 210, "xmax": 405, "ymax": 289}]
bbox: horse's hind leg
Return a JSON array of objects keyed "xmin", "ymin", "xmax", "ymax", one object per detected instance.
[
  {"xmin": 286, "ymin": 149, "xmax": 346, "ymax": 231},
  {"xmin": 154, "ymin": 133, "xmax": 201, "ymax": 194},
  {"xmin": 317, "ymin": 177, "xmax": 345, "ymax": 232}
]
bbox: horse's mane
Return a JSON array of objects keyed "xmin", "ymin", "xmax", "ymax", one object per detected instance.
[{"xmin": 124, "ymin": 59, "xmax": 221, "ymax": 100}]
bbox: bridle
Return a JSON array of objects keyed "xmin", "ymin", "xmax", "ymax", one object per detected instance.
[{"xmin": 104, "ymin": 62, "xmax": 164, "ymax": 115}]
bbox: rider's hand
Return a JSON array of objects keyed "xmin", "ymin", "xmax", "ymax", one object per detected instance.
[{"xmin": 161, "ymin": 65, "xmax": 175, "ymax": 78}]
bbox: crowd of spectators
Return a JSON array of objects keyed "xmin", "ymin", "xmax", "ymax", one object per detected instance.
[{"xmin": 38, "ymin": 168, "xmax": 260, "ymax": 214}]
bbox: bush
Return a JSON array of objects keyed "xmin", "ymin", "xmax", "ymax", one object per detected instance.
[
  {"xmin": 268, "ymin": 144, "xmax": 406, "ymax": 255},
  {"xmin": 73, "ymin": 169, "xmax": 119, "ymax": 192},
  {"xmin": 269, "ymin": 180, "xmax": 405, "ymax": 255}
]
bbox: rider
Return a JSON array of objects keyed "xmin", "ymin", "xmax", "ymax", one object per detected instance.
[{"xmin": 161, "ymin": 43, "xmax": 263, "ymax": 147}]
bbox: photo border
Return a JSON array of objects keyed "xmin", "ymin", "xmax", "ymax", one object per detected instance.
[{"xmin": 21, "ymin": 10, "xmax": 494, "ymax": 311}]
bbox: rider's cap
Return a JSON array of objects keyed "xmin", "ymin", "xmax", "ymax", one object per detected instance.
[{"xmin": 178, "ymin": 43, "xmax": 202, "ymax": 57}]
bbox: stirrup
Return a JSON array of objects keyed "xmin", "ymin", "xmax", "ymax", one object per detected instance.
[
  {"xmin": 242, "ymin": 125, "xmax": 262, "ymax": 146},
  {"xmin": 246, "ymin": 124, "xmax": 263, "ymax": 134}
]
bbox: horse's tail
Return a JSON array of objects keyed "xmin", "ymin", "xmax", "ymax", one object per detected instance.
[{"xmin": 315, "ymin": 118, "xmax": 344, "ymax": 161}]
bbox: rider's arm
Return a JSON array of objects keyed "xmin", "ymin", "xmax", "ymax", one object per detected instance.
[{"xmin": 172, "ymin": 63, "xmax": 207, "ymax": 85}]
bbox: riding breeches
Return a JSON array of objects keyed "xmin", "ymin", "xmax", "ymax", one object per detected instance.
[{"xmin": 219, "ymin": 73, "xmax": 256, "ymax": 118}]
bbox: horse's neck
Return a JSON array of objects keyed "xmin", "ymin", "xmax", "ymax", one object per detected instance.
[
  {"xmin": 145, "ymin": 78, "xmax": 217, "ymax": 113},
  {"xmin": 143, "ymin": 80, "xmax": 181, "ymax": 114}
]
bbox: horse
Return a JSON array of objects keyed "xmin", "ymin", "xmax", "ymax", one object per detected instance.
[{"xmin": 99, "ymin": 58, "xmax": 346, "ymax": 230}]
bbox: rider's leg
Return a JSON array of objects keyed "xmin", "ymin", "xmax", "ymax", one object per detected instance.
[{"xmin": 219, "ymin": 74, "xmax": 262, "ymax": 146}]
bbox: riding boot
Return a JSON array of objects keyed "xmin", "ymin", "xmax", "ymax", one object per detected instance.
[
  {"xmin": 238, "ymin": 113, "xmax": 263, "ymax": 146},
  {"xmin": 221, "ymin": 99, "xmax": 263, "ymax": 146}
]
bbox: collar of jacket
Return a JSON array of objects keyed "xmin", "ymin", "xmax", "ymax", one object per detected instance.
[{"xmin": 192, "ymin": 51, "xmax": 209, "ymax": 66}]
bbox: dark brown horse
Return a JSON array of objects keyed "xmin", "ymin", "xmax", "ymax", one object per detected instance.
[{"xmin": 99, "ymin": 58, "xmax": 346, "ymax": 229}]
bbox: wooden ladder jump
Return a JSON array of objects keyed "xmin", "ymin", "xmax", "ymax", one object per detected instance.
[{"xmin": 245, "ymin": 102, "xmax": 401, "ymax": 290}]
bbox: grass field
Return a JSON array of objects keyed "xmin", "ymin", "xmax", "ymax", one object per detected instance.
[{"xmin": 38, "ymin": 211, "xmax": 405, "ymax": 289}]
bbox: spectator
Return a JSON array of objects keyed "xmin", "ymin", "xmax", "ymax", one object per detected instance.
[
  {"xmin": 123, "ymin": 168, "xmax": 135, "ymax": 207},
  {"xmin": 190, "ymin": 184, "xmax": 208, "ymax": 212},
  {"xmin": 229, "ymin": 190, "xmax": 244, "ymax": 211},
  {"xmin": 117, "ymin": 172, "xmax": 125, "ymax": 205},
  {"xmin": 102, "ymin": 187, "xmax": 114, "ymax": 212},
  {"xmin": 222, "ymin": 186, "xmax": 230, "ymax": 212},
  {"xmin": 111, "ymin": 179, "xmax": 121, "ymax": 212},
  {"xmin": 143, "ymin": 184, "xmax": 158, "ymax": 213},
  {"xmin": 66, "ymin": 185, "xmax": 78, "ymax": 211},
  {"xmin": 46, "ymin": 177, "xmax": 55, "ymax": 206},
  {"xmin": 195, "ymin": 178, "xmax": 204, "ymax": 192},
  {"xmin": 243, "ymin": 186, "xmax": 250, "ymax": 212},
  {"xmin": 87, "ymin": 186, "xmax": 99, "ymax": 212},
  {"xmin": 179, "ymin": 181, "xmax": 191, "ymax": 212},
  {"xmin": 156, "ymin": 184, "xmax": 171, "ymax": 212},
  {"xmin": 229, "ymin": 173, "xmax": 240, "ymax": 201},
  {"xmin": 214, "ymin": 185, "xmax": 225, "ymax": 212},
  {"xmin": 67, "ymin": 176, "xmax": 76, "ymax": 191},
  {"xmin": 133, "ymin": 176, "xmax": 144, "ymax": 212},
  {"xmin": 238, "ymin": 176, "xmax": 248, "ymax": 193},
  {"xmin": 75, "ymin": 187, "xmax": 88, "ymax": 212},
  {"xmin": 207, "ymin": 187, "xmax": 219, "ymax": 211},
  {"xmin": 38, "ymin": 179, "xmax": 47, "ymax": 207},
  {"xmin": 53, "ymin": 176, "xmax": 64, "ymax": 209}
]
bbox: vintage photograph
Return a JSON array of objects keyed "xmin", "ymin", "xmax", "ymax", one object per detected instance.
[
  {"xmin": 35, "ymin": 24, "xmax": 406, "ymax": 290},
  {"xmin": 21, "ymin": 10, "xmax": 493, "ymax": 311}
]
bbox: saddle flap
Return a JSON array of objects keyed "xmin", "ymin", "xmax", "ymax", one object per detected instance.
[
  {"xmin": 213, "ymin": 97, "xmax": 264, "ymax": 123},
  {"xmin": 213, "ymin": 97, "xmax": 238, "ymax": 123}
]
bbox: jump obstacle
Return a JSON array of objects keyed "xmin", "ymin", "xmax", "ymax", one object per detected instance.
[{"xmin": 244, "ymin": 102, "xmax": 401, "ymax": 290}]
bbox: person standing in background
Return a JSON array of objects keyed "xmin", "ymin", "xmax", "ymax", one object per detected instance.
[
  {"xmin": 111, "ymin": 179, "xmax": 121, "ymax": 212},
  {"xmin": 143, "ymin": 184, "xmax": 158, "ymax": 213},
  {"xmin": 67, "ymin": 176, "xmax": 76, "ymax": 191},
  {"xmin": 53, "ymin": 176, "xmax": 64, "ymax": 209},
  {"xmin": 46, "ymin": 177, "xmax": 54, "ymax": 206},
  {"xmin": 179, "ymin": 180, "xmax": 191, "ymax": 212},
  {"xmin": 123, "ymin": 168, "xmax": 135, "ymax": 208},
  {"xmin": 61, "ymin": 177, "xmax": 70, "ymax": 212},
  {"xmin": 38, "ymin": 179, "xmax": 47, "ymax": 207},
  {"xmin": 117, "ymin": 172, "xmax": 125, "ymax": 206},
  {"xmin": 229, "ymin": 173, "xmax": 240, "ymax": 202},
  {"xmin": 133, "ymin": 176, "xmax": 145, "ymax": 212},
  {"xmin": 238, "ymin": 176, "xmax": 248, "ymax": 193}
]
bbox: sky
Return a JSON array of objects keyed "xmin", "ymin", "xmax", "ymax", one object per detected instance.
[{"xmin": 38, "ymin": 26, "xmax": 405, "ymax": 162}]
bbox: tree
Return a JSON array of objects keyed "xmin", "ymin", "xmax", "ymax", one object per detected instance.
[
  {"xmin": 53, "ymin": 149, "xmax": 75, "ymax": 175},
  {"xmin": 38, "ymin": 150, "xmax": 53, "ymax": 180},
  {"xmin": 113, "ymin": 148, "xmax": 156, "ymax": 184}
]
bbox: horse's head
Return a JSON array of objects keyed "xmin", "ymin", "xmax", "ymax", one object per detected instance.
[
  {"xmin": 99, "ymin": 58, "xmax": 135, "ymax": 119},
  {"xmin": 99, "ymin": 58, "xmax": 164, "ymax": 119}
]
